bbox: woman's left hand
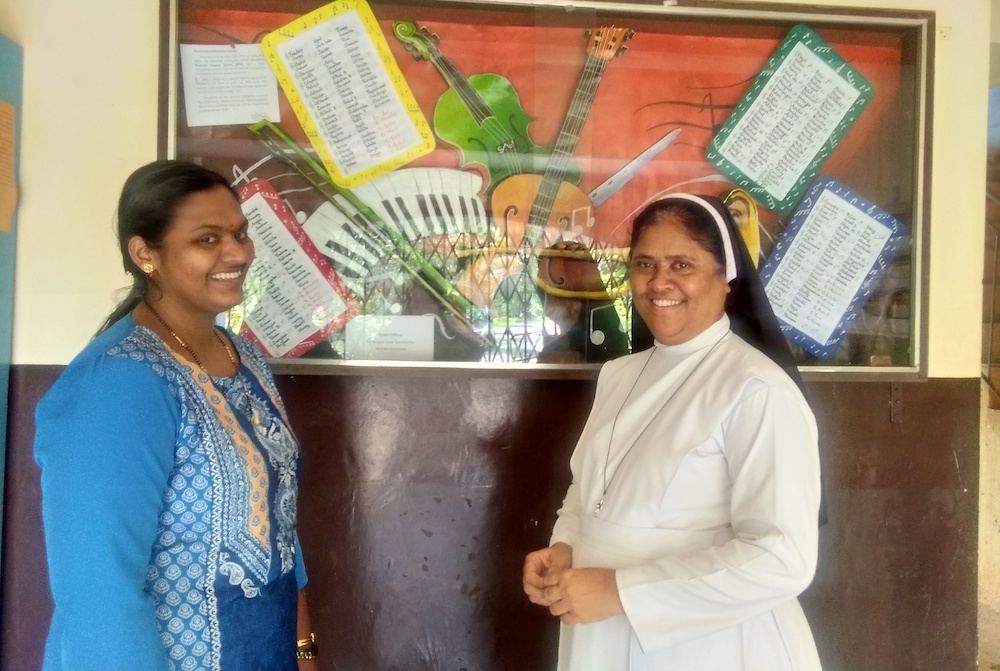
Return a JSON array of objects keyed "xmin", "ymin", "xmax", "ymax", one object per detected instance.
[
  {"xmin": 296, "ymin": 658, "xmax": 320, "ymax": 671},
  {"xmin": 543, "ymin": 567, "xmax": 624, "ymax": 624}
]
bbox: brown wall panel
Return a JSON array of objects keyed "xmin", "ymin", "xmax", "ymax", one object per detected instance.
[
  {"xmin": 1, "ymin": 367, "xmax": 980, "ymax": 671},
  {"xmin": 802, "ymin": 380, "xmax": 980, "ymax": 671},
  {"xmin": 278, "ymin": 373, "xmax": 593, "ymax": 671},
  {"xmin": 1, "ymin": 365, "xmax": 58, "ymax": 671}
]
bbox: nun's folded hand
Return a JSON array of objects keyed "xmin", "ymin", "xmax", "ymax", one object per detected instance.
[
  {"xmin": 523, "ymin": 542, "xmax": 573, "ymax": 606},
  {"xmin": 542, "ymin": 567, "xmax": 624, "ymax": 624}
]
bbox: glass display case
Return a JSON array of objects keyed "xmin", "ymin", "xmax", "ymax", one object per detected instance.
[{"xmin": 161, "ymin": 0, "xmax": 932, "ymax": 375}]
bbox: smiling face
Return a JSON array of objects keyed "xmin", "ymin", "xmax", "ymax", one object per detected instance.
[
  {"xmin": 629, "ymin": 215, "xmax": 730, "ymax": 345},
  {"xmin": 131, "ymin": 185, "xmax": 253, "ymax": 321}
]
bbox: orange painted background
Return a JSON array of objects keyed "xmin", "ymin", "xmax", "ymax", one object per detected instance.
[{"xmin": 180, "ymin": 4, "xmax": 910, "ymax": 254}]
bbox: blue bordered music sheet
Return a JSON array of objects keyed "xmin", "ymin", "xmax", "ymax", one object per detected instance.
[{"xmin": 759, "ymin": 176, "xmax": 906, "ymax": 359}]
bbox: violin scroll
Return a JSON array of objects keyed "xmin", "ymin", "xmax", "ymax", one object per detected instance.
[{"xmin": 392, "ymin": 20, "xmax": 440, "ymax": 61}]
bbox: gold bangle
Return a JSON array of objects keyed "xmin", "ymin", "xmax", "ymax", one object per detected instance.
[
  {"xmin": 296, "ymin": 633, "xmax": 318, "ymax": 659},
  {"xmin": 295, "ymin": 645, "xmax": 318, "ymax": 660}
]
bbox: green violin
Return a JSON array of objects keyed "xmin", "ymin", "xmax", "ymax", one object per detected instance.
[{"xmin": 393, "ymin": 20, "xmax": 580, "ymax": 194}]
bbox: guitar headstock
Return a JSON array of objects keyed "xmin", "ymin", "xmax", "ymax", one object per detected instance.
[
  {"xmin": 585, "ymin": 26, "xmax": 635, "ymax": 61},
  {"xmin": 392, "ymin": 20, "xmax": 440, "ymax": 61}
]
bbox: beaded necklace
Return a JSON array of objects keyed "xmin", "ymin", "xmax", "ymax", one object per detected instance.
[{"xmin": 144, "ymin": 300, "xmax": 262, "ymax": 426}]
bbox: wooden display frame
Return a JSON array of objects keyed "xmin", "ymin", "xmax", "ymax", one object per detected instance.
[{"xmin": 159, "ymin": 0, "xmax": 933, "ymax": 377}]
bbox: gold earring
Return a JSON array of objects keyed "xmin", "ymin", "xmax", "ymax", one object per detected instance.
[{"xmin": 141, "ymin": 263, "xmax": 154, "ymax": 275}]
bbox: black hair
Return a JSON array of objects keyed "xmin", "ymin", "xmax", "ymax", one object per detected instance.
[
  {"xmin": 97, "ymin": 160, "xmax": 234, "ymax": 334},
  {"xmin": 628, "ymin": 198, "xmax": 727, "ymax": 277}
]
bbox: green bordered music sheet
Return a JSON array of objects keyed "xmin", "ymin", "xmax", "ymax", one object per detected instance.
[{"xmin": 706, "ymin": 24, "xmax": 874, "ymax": 214}]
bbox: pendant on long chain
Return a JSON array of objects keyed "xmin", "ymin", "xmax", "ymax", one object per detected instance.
[
  {"xmin": 241, "ymin": 377, "xmax": 262, "ymax": 426},
  {"xmin": 247, "ymin": 399, "xmax": 262, "ymax": 426},
  {"xmin": 593, "ymin": 499, "xmax": 604, "ymax": 517}
]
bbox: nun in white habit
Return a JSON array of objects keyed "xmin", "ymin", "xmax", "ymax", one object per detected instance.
[{"xmin": 523, "ymin": 194, "xmax": 823, "ymax": 671}]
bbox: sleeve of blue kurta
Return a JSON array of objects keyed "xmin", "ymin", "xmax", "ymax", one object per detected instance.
[
  {"xmin": 614, "ymin": 380, "xmax": 821, "ymax": 652},
  {"xmin": 35, "ymin": 354, "xmax": 179, "ymax": 671},
  {"xmin": 294, "ymin": 534, "xmax": 308, "ymax": 588}
]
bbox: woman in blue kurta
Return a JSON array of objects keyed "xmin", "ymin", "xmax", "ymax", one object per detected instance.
[{"xmin": 35, "ymin": 160, "xmax": 320, "ymax": 671}]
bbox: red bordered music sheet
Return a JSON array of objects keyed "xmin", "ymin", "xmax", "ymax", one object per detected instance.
[{"xmin": 237, "ymin": 178, "xmax": 359, "ymax": 357}]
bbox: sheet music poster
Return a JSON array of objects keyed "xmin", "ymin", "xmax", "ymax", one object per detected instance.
[
  {"xmin": 707, "ymin": 24, "xmax": 874, "ymax": 213},
  {"xmin": 760, "ymin": 176, "xmax": 906, "ymax": 358},
  {"xmin": 262, "ymin": 0, "xmax": 434, "ymax": 188},
  {"xmin": 237, "ymin": 179, "xmax": 359, "ymax": 357}
]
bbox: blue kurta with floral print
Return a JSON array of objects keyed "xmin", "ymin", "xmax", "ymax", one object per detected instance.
[{"xmin": 36, "ymin": 316, "xmax": 306, "ymax": 671}]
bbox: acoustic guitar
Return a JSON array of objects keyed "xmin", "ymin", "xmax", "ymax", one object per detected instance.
[{"xmin": 490, "ymin": 26, "xmax": 633, "ymax": 251}]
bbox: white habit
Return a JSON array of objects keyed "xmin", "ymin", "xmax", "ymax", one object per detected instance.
[{"xmin": 550, "ymin": 315, "xmax": 822, "ymax": 671}]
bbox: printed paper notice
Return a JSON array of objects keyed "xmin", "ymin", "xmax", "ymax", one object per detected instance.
[
  {"xmin": 179, "ymin": 44, "xmax": 280, "ymax": 127},
  {"xmin": 344, "ymin": 315, "xmax": 435, "ymax": 360},
  {"xmin": 760, "ymin": 177, "xmax": 906, "ymax": 359},
  {"xmin": 238, "ymin": 180, "xmax": 359, "ymax": 358},
  {"xmin": 262, "ymin": 0, "xmax": 434, "ymax": 188},
  {"xmin": 706, "ymin": 24, "xmax": 873, "ymax": 214},
  {"xmin": 0, "ymin": 101, "xmax": 16, "ymax": 233}
]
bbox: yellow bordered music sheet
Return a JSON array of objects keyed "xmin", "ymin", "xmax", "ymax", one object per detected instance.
[{"xmin": 261, "ymin": 0, "xmax": 434, "ymax": 188}]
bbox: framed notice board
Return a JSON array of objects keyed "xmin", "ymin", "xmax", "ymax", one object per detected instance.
[{"xmin": 160, "ymin": 0, "xmax": 932, "ymax": 376}]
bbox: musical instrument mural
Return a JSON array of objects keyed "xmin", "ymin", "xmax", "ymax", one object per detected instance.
[
  {"xmin": 489, "ymin": 26, "xmax": 633, "ymax": 252},
  {"xmin": 247, "ymin": 120, "xmax": 483, "ymax": 330},
  {"xmin": 472, "ymin": 26, "xmax": 635, "ymax": 361},
  {"xmin": 173, "ymin": 2, "xmax": 908, "ymax": 365},
  {"xmin": 237, "ymin": 23, "xmax": 643, "ymax": 361}
]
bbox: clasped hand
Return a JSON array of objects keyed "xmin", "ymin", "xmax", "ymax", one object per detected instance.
[{"xmin": 522, "ymin": 542, "xmax": 624, "ymax": 624}]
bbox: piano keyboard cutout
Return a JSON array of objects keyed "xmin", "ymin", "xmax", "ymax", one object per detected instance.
[{"xmin": 302, "ymin": 167, "xmax": 488, "ymax": 300}]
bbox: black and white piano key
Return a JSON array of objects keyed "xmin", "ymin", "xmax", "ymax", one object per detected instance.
[
  {"xmin": 302, "ymin": 201, "xmax": 384, "ymax": 298},
  {"xmin": 348, "ymin": 168, "xmax": 488, "ymax": 243}
]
